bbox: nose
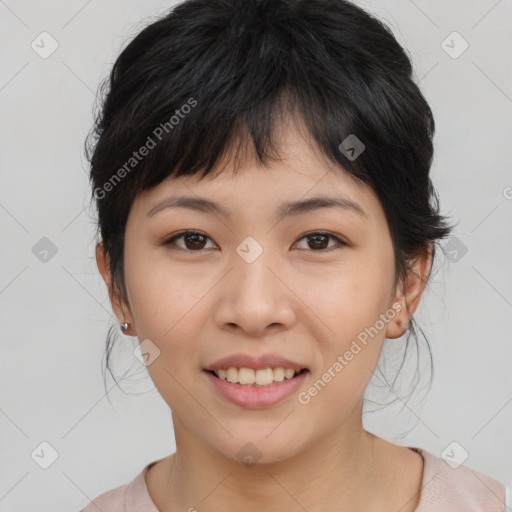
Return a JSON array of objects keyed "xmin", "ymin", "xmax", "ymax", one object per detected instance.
[{"xmin": 213, "ymin": 250, "xmax": 297, "ymax": 337}]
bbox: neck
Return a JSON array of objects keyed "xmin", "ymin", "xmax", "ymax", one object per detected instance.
[{"xmin": 160, "ymin": 411, "xmax": 385, "ymax": 511}]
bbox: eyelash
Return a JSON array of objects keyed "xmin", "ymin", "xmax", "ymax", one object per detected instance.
[{"xmin": 160, "ymin": 230, "xmax": 348, "ymax": 253}]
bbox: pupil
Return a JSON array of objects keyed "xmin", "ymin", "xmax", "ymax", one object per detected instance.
[
  {"xmin": 308, "ymin": 234, "xmax": 327, "ymax": 249},
  {"xmin": 186, "ymin": 233, "xmax": 205, "ymax": 249}
]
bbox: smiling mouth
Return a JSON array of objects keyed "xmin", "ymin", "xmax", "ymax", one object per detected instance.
[{"xmin": 205, "ymin": 368, "xmax": 309, "ymax": 387}]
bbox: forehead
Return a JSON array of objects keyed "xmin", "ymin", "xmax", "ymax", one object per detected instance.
[{"xmin": 129, "ymin": 123, "xmax": 384, "ymax": 228}]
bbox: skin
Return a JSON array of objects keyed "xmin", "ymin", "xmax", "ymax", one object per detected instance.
[{"xmin": 96, "ymin": 122, "xmax": 432, "ymax": 512}]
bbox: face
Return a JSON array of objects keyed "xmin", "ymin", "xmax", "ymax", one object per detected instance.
[{"xmin": 98, "ymin": 124, "xmax": 429, "ymax": 466}]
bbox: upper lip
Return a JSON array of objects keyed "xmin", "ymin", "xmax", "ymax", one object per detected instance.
[{"xmin": 204, "ymin": 353, "xmax": 309, "ymax": 371}]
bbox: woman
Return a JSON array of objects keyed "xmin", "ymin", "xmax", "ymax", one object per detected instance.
[{"xmin": 82, "ymin": 0, "xmax": 508, "ymax": 510}]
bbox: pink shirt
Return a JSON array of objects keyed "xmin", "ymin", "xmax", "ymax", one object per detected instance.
[{"xmin": 80, "ymin": 447, "xmax": 508, "ymax": 511}]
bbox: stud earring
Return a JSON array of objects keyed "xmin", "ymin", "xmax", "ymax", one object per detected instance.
[{"xmin": 120, "ymin": 322, "xmax": 130, "ymax": 332}]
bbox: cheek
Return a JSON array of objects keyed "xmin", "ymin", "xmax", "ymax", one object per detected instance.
[
  {"xmin": 123, "ymin": 251, "xmax": 207, "ymax": 404},
  {"xmin": 124, "ymin": 246, "xmax": 207, "ymax": 336},
  {"xmin": 299, "ymin": 276, "xmax": 390, "ymax": 415},
  {"xmin": 305, "ymin": 261, "xmax": 393, "ymax": 340},
  {"xmin": 299, "ymin": 253, "xmax": 394, "ymax": 388}
]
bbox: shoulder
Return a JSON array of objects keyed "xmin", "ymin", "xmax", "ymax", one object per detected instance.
[
  {"xmin": 79, "ymin": 459, "xmax": 161, "ymax": 512},
  {"xmin": 411, "ymin": 447, "xmax": 506, "ymax": 512},
  {"xmin": 80, "ymin": 482, "xmax": 127, "ymax": 512}
]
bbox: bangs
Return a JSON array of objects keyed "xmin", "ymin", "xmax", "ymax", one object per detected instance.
[{"xmin": 87, "ymin": 0, "xmax": 421, "ymax": 202}]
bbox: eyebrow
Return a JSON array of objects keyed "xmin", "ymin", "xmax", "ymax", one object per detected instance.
[{"xmin": 147, "ymin": 194, "xmax": 367, "ymax": 220}]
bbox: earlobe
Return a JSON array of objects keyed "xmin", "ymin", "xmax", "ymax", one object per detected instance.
[
  {"xmin": 385, "ymin": 245, "xmax": 433, "ymax": 340},
  {"xmin": 95, "ymin": 241, "xmax": 136, "ymax": 336},
  {"xmin": 385, "ymin": 298, "xmax": 408, "ymax": 340}
]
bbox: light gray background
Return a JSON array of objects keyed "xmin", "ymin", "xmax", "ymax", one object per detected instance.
[{"xmin": 1, "ymin": 1, "xmax": 511, "ymax": 510}]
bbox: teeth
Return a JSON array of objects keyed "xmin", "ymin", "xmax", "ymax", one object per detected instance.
[{"xmin": 212, "ymin": 367, "xmax": 303, "ymax": 386}]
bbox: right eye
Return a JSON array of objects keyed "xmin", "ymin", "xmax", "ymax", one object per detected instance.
[{"xmin": 160, "ymin": 230, "xmax": 218, "ymax": 251}]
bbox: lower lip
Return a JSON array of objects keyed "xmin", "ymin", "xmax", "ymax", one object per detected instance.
[{"xmin": 203, "ymin": 370, "xmax": 309, "ymax": 408}]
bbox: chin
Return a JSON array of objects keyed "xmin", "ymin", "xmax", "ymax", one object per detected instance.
[{"xmin": 208, "ymin": 431, "xmax": 309, "ymax": 467}]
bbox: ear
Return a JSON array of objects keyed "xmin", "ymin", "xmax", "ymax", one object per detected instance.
[
  {"xmin": 385, "ymin": 245, "xmax": 433, "ymax": 340},
  {"xmin": 95, "ymin": 241, "xmax": 136, "ymax": 336}
]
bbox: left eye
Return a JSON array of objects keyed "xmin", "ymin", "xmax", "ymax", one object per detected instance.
[
  {"xmin": 294, "ymin": 232, "xmax": 347, "ymax": 252},
  {"xmin": 160, "ymin": 231, "xmax": 347, "ymax": 252}
]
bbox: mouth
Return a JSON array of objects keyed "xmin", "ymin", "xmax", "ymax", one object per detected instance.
[
  {"xmin": 203, "ymin": 366, "xmax": 310, "ymax": 408},
  {"xmin": 204, "ymin": 367, "xmax": 309, "ymax": 387}
]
